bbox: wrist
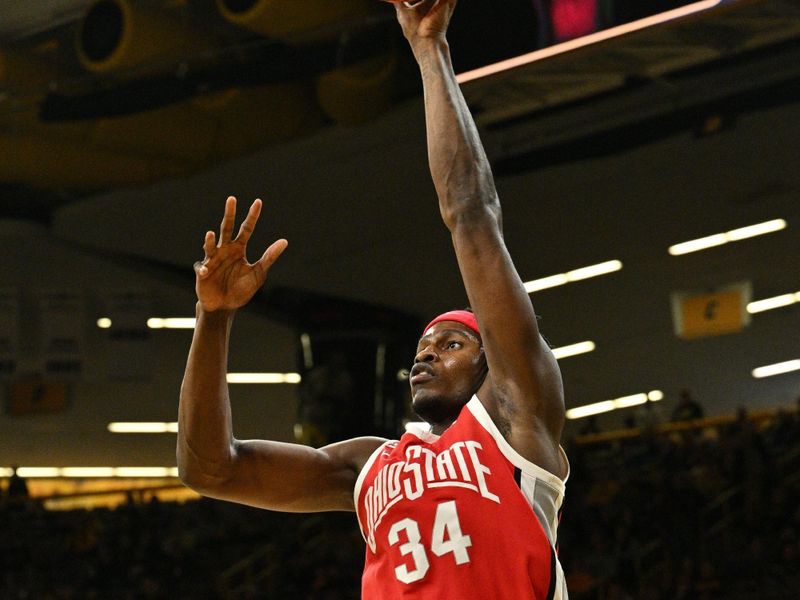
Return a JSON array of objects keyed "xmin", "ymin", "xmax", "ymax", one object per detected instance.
[
  {"xmin": 196, "ymin": 302, "xmax": 236, "ymax": 321},
  {"xmin": 411, "ymin": 36, "xmax": 449, "ymax": 60}
]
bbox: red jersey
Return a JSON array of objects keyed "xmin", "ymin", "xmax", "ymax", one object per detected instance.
[{"xmin": 355, "ymin": 396, "xmax": 569, "ymax": 600}]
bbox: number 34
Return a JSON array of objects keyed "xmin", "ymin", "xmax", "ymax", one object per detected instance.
[{"xmin": 388, "ymin": 500, "xmax": 472, "ymax": 584}]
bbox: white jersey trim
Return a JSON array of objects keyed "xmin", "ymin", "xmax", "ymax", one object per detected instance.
[
  {"xmin": 466, "ymin": 396, "xmax": 569, "ymax": 493},
  {"xmin": 354, "ymin": 441, "xmax": 390, "ymax": 543}
]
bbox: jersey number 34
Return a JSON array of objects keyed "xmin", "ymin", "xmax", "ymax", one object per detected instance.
[{"xmin": 388, "ymin": 500, "xmax": 472, "ymax": 584}]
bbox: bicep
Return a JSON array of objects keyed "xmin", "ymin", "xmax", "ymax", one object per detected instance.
[
  {"xmin": 198, "ymin": 437, "xmax": 384, "ymax": 513},
  {"xmin": 451, "ymin": 212, "xmax": 565, "ymax": 429}
]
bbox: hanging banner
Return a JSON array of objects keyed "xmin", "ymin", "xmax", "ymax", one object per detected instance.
[
  {"xmin": 0, "ymin": 288, "xmax": 19, "ymax": 378},
  {"xmin": 6, "ymin": 376, "xmax": 69, "ymax": 416},
  {"xmin": 38, "ymin": 290, "xmax": 85, "ymax": 376},
  {"xmin": 671, "ymin": 281, "xmax": 752, "ymax": 340},
  {"xmin": 103, "ymin": 290, "xmax": 152, "ymax": 381}
]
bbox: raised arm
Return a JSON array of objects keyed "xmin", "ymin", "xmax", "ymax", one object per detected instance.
[
  {"xmin": 395, "ymin": 1, "xmax": 566, "ymax": 474},
  {"xmin": 178, "ymin": 196, "xmax": 384, "ymax": 512}
]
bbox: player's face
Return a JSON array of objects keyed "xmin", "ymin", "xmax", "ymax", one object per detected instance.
[{"xmin": 409, "ymin": 321, "xmax": 487, "ymax": 426}]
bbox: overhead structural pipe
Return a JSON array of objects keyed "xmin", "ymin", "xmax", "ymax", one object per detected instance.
[
  {"xmin": 191, "ymin": 83, "xmax": 324, "ymax": 159},
  {"xmin": 216, "ymin": 0, "xmax": 372, "ymax": 43},
  {"xmin": 317, "ymin": 52, "xmax": 398, "ymax": 126},
  {"xmin": 89, "ymin": 82, "xmax": 323, "ymax": 164},
  {"xmin": 0, "ymin": 134, "xmax": 185, "ymax": 190},
  {"xmin": 0, "ymin": 82, "xmax": 325, "ymax": 190},
  {"xmin": 0, "ymin": 50, "xmax": 56, "ymax": 96},
  {"xmin": 76, "ymin": 0, "xmax": 209, "ymax": 75}
]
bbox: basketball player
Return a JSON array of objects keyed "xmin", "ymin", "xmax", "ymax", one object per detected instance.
[{"xmin": 178, "ymin": 1, "xmax": 569, "ymax": 597}]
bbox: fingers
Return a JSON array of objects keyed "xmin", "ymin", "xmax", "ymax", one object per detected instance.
[
  {"xmin": 255, "ymin": 239, "xmax": 289, "ymax": 276},
  {"xmin": 203, "ymin": 230, "xmax": 216, "ymax": 257},
  {"xmin": 235, "ymin": 199, "xmax": 262, "ymax": 245},
  {"xmin": 193, "ymin": 260, "xmax": 209, "ymax": 279},
  {"xmin": 400, "ymin": 0, "xmax": 431, "ymax": 9},
  {"xmin": 219, "ymin": 196, "xmax": 237, "ymax": 244},
  {"xmin": 194, "ymin": 231, "xmax": 216, "ymax": 279}
]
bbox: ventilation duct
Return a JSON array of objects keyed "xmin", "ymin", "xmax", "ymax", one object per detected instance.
[
  {"xmin": 316, "ymin": 52, "xmax": 398, "ymax": 125},
  {"xmin": 0, "ymin": 50, "xmax": 56, "ymax": 95},
  {"xmin": 216, "ymin": 0, "xmax": 372, "ymax": 43},
  {"xmin": 0, "ymin": 134, "xmax": 183, "ymax": 190},
  {"xmin": 76, "ymin": 0, "xmax": 208, "ymax": 74},
  {"xmin": 191, "ymin": 83, "xmax": 324, "ymax": 158},
  {"xmin": 0, "ymin": 82, "xmax": 323, "ymax": 190},
  {"xmin": 89, "ymin": 82, "xmax": 322, "ymax": 164}
]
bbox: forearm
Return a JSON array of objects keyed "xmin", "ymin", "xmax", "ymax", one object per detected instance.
[
  {"xmin": 177, "ymin": 303, "xmax": 237, "ymax": 489},
  {"xmin": 414, "ymin": 38, "xmax": 500, "ymax": 229}
]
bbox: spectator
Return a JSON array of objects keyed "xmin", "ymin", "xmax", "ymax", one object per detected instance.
[
  {"xmin": 579, "ymin": 415, "xmax": 601, "ymax": 436},
  {"xmin": 6, "ymin": 465, "xmax": 29, "ymax": 508},
  {"xmin": 637, "ymin": 398, "xmax": 664, "ymax": 431},
  {"xmin": 670, "ymin": 389, "xmax": 704, "ymax": 422}
]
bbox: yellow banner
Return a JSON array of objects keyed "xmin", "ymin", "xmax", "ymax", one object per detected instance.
[{"xmin": 672, "ymin": 283, "xmax": 751, "ymax": 340}]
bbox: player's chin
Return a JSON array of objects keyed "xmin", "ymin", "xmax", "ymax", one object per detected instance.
[{"xmin": 410, "ymin": 388, "xmax": 438, "ymax": 413}]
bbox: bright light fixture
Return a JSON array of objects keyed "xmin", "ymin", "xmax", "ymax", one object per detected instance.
[
  {"xmin": 524, "ymin": 260, "xmax": 622, "ymax": 293},
  {"xmin": 17, "ymin": 467, "xmax": 61, "ymax": 478},
  {"xmin": 114, "ymin": 467, "xmax": 175, "ymax": 478},
  {"xmin": 108, "ymin": 422, "xmax": 179, "ymax": 433},
  {"xmin": 726, "ymin": 220, "xmax": 788, "ymax": 241},
  {"xmin": 566, "ymin": 390, "xmax": 663, "ymax": 420},
  {"xmin": 552, "ymin": 341, "xmax": 596, "ymax": 360},
  {"xmin": 97, "ymin": 318, "xmax": 112, "ymax": 329},
  {"xmin": 752, "ymin": 359, "xmax": 800, "ymax": 379},
  {"xmin": 747, "ymin": 292, "xmax": 800, "ymax": 314},
  {"xmin": 227, "ymin": 372, "xmax": 302, "ymax": 384},
  {"xmin": 147, "ymin": 318, "xmax": 197, "ymax": 329},
  {"xmin": 8, "ymin": 467, "xmax": 180, "ymax": 478},
  {"xmin": 457, "ymin": 0, "xmax": 723, "ymax": 84},
  {"xmin": 60, "ymin": 467, "xmax": 116, "ymax": 478},
  {"xmin": 669, "ymin": 219, "xmax": 786, "ymax": 256}
]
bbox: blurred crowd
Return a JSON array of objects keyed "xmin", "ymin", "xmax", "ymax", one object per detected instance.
[
  {"xmin": 561, "ymin": 397, "xmax": 800, "ymax": 600},
  {"xmin": 1, "ymin": 398, "xmax": 799, "ymax": 599}
]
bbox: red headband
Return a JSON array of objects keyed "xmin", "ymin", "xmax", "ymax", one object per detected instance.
[{"xmin": 423, "ymin": 310, "xmax": 480, "ymax": 338}]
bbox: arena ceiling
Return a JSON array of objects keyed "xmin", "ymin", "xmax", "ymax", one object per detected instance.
[{"xmin": 0, "ymin": 0, "xmax": 799, "ymax": 471}]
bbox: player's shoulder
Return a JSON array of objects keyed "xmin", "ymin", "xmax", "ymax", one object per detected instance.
[{"xmin": 322, "ymin": 436, "xmax": 390, "ymax": 474}]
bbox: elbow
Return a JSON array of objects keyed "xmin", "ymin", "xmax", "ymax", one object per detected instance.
[
  {"xmin": 176, "ymin": 449, "xmax": 210, "ymax": 495},
  {"xmin": 176, "ymin": 441, "xmax": 233, "ymax": 495},
  {"xmin": 177, "ymin": 462, "xmax": 227, "ymax": 497}
]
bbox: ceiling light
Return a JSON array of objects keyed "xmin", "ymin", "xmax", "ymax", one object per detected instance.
[
  {"xmin": 552, "ymin": 341, "xmax": 596, "ymax": 360},
  {"xmin": 668, "ymin": 233, "xmax": 728, "ymax": 255},
  {"xmin": 566, "ymin": 400, "xmax": 616, "ymax": 420},
  {"xmin": 16, "ymin": 467, "xmax": 61, "ymax": 478},
  {"xmin": 457, "ymin": 0, "xmax": 722, "ymax": 83},
  {"xmin": 227, "ymin": 373, "xmax": 302, "ymax": 384},
  {"xmin": 612, "ymin": 393, "xmax": 650, "ymax": 409},
  {"xmin": 60, "ymin": 467, "xmax": 116, "ymax": 478},
  {"xmin": 747, "ymin": 292, "xmax": 799, "ymax": 314},
  {"xmin": 752, "ymin": 359, "xmax": 800, "ymax": 379},
  {"xmin": 524, "ymin": 260, "xmax": 622, "ymax": 293},
  {"xmin": 669, "ymin": 219, "xmax": 786, "ymax": 256},
  {"xmin": 726, "ymin": 219, "xmax": 787, "ymax": 241},
  {"xmin": 525, "ymin": 274, "xmax": 569, "ymax": 293},
  {"xmin": 97, "ymin": 317, "xmax": 112, "ymax": 328},
  {"xmin": 147, "ymin": 318, "xmax": 196, "ymax": 329},
  {"xmin": 566, "ymin": 389, "xmax": 663, "ymax": 420},
  {"xmin": 114, "ymin": 467, "xmax": 176, "ymax": 478},
  {"xmin": 567, "ymin": 261, "xmax": 623, "ymax": 281},
  {"xmin": 8, "ymin": 467, "xmax": 180, "ymax": 478},
  {"xmin": 108, "ymin": 422, "xmax": 178, "ymax": 433}
]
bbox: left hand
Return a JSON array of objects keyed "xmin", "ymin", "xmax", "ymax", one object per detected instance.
[{"xmin": 194, "ymin": 196, "xmax": 287, "ymax": 313}]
